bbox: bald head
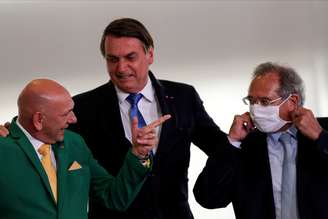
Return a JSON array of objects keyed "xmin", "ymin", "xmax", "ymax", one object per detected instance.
[
  {"xmin": 18, "ymin": 79, "xmax": 76, "ymax": 143},
  {"xmin": 18, "ymin": 79, "xmax": 70, "ymax": 119}
]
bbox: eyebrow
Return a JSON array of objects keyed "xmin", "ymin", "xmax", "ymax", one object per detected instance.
[
  {"xmin": 106, "ymin": 52, "xmax": 137, "ymax": 58},
  {"xmin": 61, "ymin": 107, "xmax": 74, "ymax": 116}
]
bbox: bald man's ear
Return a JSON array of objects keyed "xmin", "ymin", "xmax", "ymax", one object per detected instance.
[{"xmin": 32, "ymin": 112, "xmax": 44, "ymax": 131}]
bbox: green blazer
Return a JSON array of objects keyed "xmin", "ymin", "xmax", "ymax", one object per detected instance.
[{"xmin": 0, "ymin": 118, "xmax": 148, "ymax": 219}]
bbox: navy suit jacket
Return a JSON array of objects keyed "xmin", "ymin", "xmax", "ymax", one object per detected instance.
[
  {"xmin": 69, "ymin": 72, "xmax": 230, "ymax": 219},
  {"xmin": 193, "ymin": 118, "xmax": 328, "ymax": 219}
]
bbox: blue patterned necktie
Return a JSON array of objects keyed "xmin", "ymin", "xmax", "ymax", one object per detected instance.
[
  {"xmin": 126, "ymin": 93, "xmax": 147, "ymax": 128},
  {"xmin": 279, "ymin": 132, "xmax": 298, "ymax": 219}
]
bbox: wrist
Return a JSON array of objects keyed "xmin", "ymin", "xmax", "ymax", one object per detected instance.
[{"xmin": 131, "ymin": 150, "xmax": 152, "ymax": 168}]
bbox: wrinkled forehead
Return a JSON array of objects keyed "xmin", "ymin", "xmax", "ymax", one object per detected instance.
[
  {"xmin": 248, "ymin": 72, "xmax": 280, "ymax": 98},
  {"xmin": 104, "ymin": 36, "xmax": 146, "ymax": 55},
  {"xmin": 42, "ymin": 93, "xmax": 74, "ymax": 113}
]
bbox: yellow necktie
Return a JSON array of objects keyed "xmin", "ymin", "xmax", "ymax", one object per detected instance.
[{"xmin": 38, "ymin": 144, "xmax": 57, "ymax": 203}]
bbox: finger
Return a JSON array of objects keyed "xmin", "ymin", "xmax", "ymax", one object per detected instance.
[
  {"xmin": 138, "ymin": 132, "xmax": 156, "ymax": 140},
  {"xmin": 291, "ymin": 107, "xmax": 302, "ymax": 119},
  {"xmin": 139, "ymin": 114, "xmax": 171, "ymax": 135},
  {"xmin": 244, "ymin": 112, "xmax": 255, "ymax": 126},
  {"xmin": 137, "ymin": 138, "xmax": 157, "ymax": 146},
  {"xmin": 137, "ymin": 146, "xmax": 154, "ymax": 156},
  {"xmin": 4, "ymin": 122, "xmax": 10, "ymax": 129},
  {"xmin": 132, "ymin": 146, "xmax": 149, "ymax": 158},
  {"xmin": 236, "ymin": 113, "xmax": 253, "ymax": 132},
  {"xmin": 131, "ymin": 116, "xmax": 139, "ymax": 140},
  {"xmin": 147, "ymin": 114, "xmax": 171, "ymax": 129},
  {"xmin": 243, "ymin": 112, "xmax": 252, "ymax": 122},
  {"xmin": 242, "ymin": 122, "xmax": 254, "ymax": 133},
  {"xmin": 138, "ymin": 129, "xmax": 156, "ymax": 138}
]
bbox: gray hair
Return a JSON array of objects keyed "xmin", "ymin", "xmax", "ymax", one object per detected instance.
[{"xmin": 252, "ymin": 62, "xmax": 305, "ymax": 106}]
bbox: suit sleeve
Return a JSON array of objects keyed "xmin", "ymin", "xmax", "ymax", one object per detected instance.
[
  {"xmin": 190, "ymin": 87, "xmax": 231, "ymax": 156},
  {"xmin": 316, "ymin": 130, "xmax": 328, "ymax": 156},
  {"xmin": 87, "ymin": 144, "xmax": 148, "ymax": 211},
  {"xmin": 193, "ymin": 142, "xmax": 241, "ymax": 209}
]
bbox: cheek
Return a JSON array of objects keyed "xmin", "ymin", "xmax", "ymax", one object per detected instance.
[
  {"xmin": 279, "ymin": 105, "xmax": 292, "ymax": 120},
  {"xmin": 53, "ymin": 118, "xmax": 66, "ymax": 128},
  {"xmin": 135, "ymin": 63, "xmax": 148, "ymax": 78},
  {"xmin": 108, "ymin": 70, "xmax": 118, "ymax": 82},
  {"xmin": 106, "ymin": 62, "xmax": 116, "ymax": 73}
]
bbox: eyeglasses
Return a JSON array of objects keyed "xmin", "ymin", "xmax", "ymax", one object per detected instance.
[{"xmin": 242, "ymin": 96, "xmax": 283, "ymax": 106}]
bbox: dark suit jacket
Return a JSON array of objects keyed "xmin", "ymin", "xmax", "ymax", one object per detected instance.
[
  {"xmin": 0, "ymin": 118, "xmax": 148, "ymax": 219},
  {"xmin": 70, "ymin": 71, "xmax": 230, "ymax": 219},
  {"xmin": 193, "ymin": 118, "xmax": 328, "ymax": 219}
]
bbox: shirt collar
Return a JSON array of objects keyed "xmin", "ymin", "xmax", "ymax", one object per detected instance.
[
  {"xmin": 115, "ymin": 76, "xmax": 155, "ymax": 104},
  {"xmin": 16, "ymin": 119, "xmax": 45, "ymax": 152},
  {"xmin": 268, "ymin": 125, "xmax": 298, "ymax": 145}
]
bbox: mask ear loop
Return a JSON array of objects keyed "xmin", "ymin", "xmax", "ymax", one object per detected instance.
[
  {"xmin": 276, "ymin": 94, "xmax": 294, "ymax": 124},
  {"xmin": 279, "ymin": 94, "xmax": 292, "ymax": 107}
]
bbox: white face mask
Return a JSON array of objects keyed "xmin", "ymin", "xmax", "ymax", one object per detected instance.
[{"xmin": 249, "ymin": 96, "xmax": 291, "ymax": 133}]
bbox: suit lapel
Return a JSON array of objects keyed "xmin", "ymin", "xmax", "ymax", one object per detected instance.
[
  {"xmin": 149, "ymin": 72, "xmax": 177, "ymax": 157},
  {"xmin": 245, "ymin": 131, "xmax": 276, "ymax": 218},
  {"xmin": 10, "ymin": 118, "xmax": 57, "ymax": 205},
  {"xmin": 53, "ymin": 140, "xmax": 68, "ymax": 211}
]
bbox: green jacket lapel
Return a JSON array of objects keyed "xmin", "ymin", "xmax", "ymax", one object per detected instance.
[
  {"xmin": 10, "ymin": 118, "xmax": 57, "ymax": 205},
  {"xmin": 53, "ymin": 140, "xmax": 68, "ymax": 211}
]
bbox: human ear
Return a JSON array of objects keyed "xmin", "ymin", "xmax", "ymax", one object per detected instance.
[
  {"xmin": 147, "ymin": 47, "xmax": 154, "ymax": 65},
  {"xmin": 288, "ymin": 94, "xmax": 300, "ymax": 110},
  {"xmin": 32, "ymin": 112, "xmax": 43, "ymax": 131}
]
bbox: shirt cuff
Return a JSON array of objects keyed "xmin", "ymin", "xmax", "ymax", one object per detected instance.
[{"xmin": 227, "ymin": 135, "xmax": 242, "ymax": 149}]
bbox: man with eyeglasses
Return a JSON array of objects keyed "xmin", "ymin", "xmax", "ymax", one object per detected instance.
[{"xmin": 194, "ymin": 62, "xmax": 328, "ymax": 219}]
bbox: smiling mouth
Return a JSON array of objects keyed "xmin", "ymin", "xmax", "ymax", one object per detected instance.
[{"xmin": 116, "ymin": 73, "xmax": 134, "ymax": 80}]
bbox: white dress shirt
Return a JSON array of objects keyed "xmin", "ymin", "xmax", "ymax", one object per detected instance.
[{"xmin": 115, "ymin": 77, "xmax": 162, "ymax": 153}]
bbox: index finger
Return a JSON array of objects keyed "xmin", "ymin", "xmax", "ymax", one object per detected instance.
[{"xmin": 146, "ymin": 114, "xmax": 171, "ymax": 130}]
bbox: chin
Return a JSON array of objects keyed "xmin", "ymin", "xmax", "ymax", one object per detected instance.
[
  {"xmin": 56, "ymin": 134, "xmax": 65, "ymax": 142},
  {"xmin": 119, "ymin": 85, "xmax": 138, "ymax": 93}
]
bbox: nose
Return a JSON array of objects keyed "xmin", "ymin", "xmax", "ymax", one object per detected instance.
[
  {"xmin": 117, "ymin": 60, "xmax": 127, "ymax": 73},
  {"xmin": 68, "ymin": 111, "xmax": 77, "ymax": 124}
]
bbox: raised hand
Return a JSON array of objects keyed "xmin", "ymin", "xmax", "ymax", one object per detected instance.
[
  {"xmin": 292, "ymin": 107, "xmax": 323, "ymax": 140},
  {"xmin": 228, "ymin": 112, "xmax": 254, "ymax": 141},
  {"xmin": 131, "ymin": 114, "xmax": 171, "ymax": 159}
]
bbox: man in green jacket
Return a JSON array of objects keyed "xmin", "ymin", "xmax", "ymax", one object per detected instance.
[{"xmin": 0, "ymin": 79, "xmax": 170, "ymax": 219}]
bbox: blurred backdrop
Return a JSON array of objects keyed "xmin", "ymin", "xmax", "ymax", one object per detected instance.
[{"xmin": 1, "ymin": 1, "xmax": 327, "ymax": 218}]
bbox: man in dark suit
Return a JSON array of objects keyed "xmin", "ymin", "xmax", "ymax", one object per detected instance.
[
  {"xmin": 69, "ymin": 18, "xmax": 230, "ymax": 219},
  {"xmin": 0, "ymin": 79, "xmax": 169, "ymax": 219},
  {"xmin": 193, "ymin": 62, "xmax": 328, "ymax": 219}
]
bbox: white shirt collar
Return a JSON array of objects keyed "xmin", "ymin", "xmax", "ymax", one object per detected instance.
[
  {"xmin": 16, "ymin": 118, "xmax": 46, "ymax": 158},
  {"xmin": 115, "ymin": 76, "xmax": 155, "ymax": 103},
  {"xmin": 268, "ymin": 125, "xmax": 298, "ymax": 145}
]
